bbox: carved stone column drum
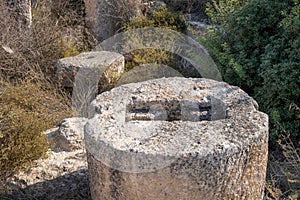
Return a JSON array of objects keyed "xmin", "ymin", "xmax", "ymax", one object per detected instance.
[{"xmin": 85, "ymin": 77, "xmax": 268, "ymax": 200}]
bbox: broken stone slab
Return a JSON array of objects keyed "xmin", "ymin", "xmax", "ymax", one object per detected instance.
[
  {"xmin": 55, "ymin": 51, "xmax": 124, "ymax": 94},
  {"xmin": 58, "ymin": 117, "xmax": 88, "ymax": 150},
  {"xmin": 85, "ymin": 77, "xmax": 268, "ymax": 200},
  {"xmin": 14, "ymin": 118, "xmax": 89, "ymax": 189}
]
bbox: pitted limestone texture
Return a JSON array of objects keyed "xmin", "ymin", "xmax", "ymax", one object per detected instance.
[
  {"xmin": 85, "ymin": 77, "xmax": 269, "ymax": 200},
  {"xmin": 48, "ymin": 117, "xmax": 88, "ymax": 152},
  {"xmin": 125, "ymin": 97, "xmax": 226, "ymax": 122},
  {"xmin": 55, "ymin": 51, "xmax": 124, "ymax": 94}
]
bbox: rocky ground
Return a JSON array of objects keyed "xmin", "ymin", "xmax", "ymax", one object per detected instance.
[{"xmin": 1, "ymin": 118, "xmax": 91, "ymax": 200}]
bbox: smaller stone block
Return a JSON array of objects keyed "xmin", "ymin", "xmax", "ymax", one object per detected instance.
[{"xmin": 55, "ymin": 51, "xmax": 124, "ymax": 94}]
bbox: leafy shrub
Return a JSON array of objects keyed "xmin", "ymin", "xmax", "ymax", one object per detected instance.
[
  {"xmin": 205, "ymin": 0, "xmax": 249, "ymax": 24},
  {"xmin": 124, "ymin": 6, "xmax": 186, "ymax": 70},
  {"xmin": 0, "ymin": 80, "xmax": 72, "ymax": 179},
  {"xmin": 165, "ymin": 0, "xmax": 210, "ymax": 18},
  {"xmin": 202, "ymin": 0, "xmax": 300, "ymax": 145}
]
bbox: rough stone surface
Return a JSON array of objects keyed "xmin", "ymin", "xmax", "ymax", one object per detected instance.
[
  {"xmin": 17, "ymin": 117, "xmax": 88, "ymax": 185},
  {"xmin": 6, "ymin": 117, "xmax": 90, "ymax": 199},
  {"xmin": 48, "ymin": 117, "xmax": 88, "ymax": 152},
  {"xmin": 4, "ymin": 0, "xmax": 32, "ymax": 27},
  {"xmin": 85, "ymin": 0, "xmax": 143, "ymax": 41},
  {"xmin": 85, "ymin": 77, "xmax": 268, "ymax": 200},
  {"xmin": 55, "ymin": 51, "xmax": 124, "ymax": 94}
]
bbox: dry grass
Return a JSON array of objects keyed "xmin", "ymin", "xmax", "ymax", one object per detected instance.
[
  {"xmin": 265, "ymin": 135, "xmax": 300, "ymax": 200},
  {"xmin": 0, "ymin": 0, "xmax": 95, "ymax": 183},
  {"xmin": 0, "ymin": 79, "xmax": 73, "ymax": 178},
  {"xmin": 0, "ymin": 0, "xmax": 96, "ymax": 82}
]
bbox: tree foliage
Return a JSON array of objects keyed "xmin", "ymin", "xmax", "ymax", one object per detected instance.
[
  {"xmin": 206, "ymin": 0, "xmax": 249, "ymax": 24},
  {"xmin": 204, "ymin": 0, "xmax": 300, "ymax": 145},
  {"xmin": 124, "ymin": 6, "xmax": 186, "ymax": 70}
]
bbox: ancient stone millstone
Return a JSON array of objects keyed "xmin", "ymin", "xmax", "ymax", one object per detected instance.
[{"xmin": 85, "ymin": 77, "xmax": 268, "ymax": 200}]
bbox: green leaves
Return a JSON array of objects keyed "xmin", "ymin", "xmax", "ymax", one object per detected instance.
[
  {"xmin": 124, "ymin": 6, "xmax": 186, "ymax": 70},
  {"xmin": 206, "ymin": 0, "xmax": 249, "ymax": 25},
  {"xmin": 204, "ymin": 0, "xmax": 300, "ymax": 145}
]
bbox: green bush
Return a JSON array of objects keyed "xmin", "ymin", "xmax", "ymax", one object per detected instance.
[
  {"xmin": 206, "ymin": 0, "xmax": 249, "ymax": 24},
  {"xmin": 0, "ymin": 80, "xmax": 72, "ymax": 179},
  {"xmin": 124, "ymin": 6, "xmax": 186, "ymax": 70},
  {"xmin": 126, "ymin": 6, "xmax": 186, "ymax": 31},
  {"xmin": 203, "ymin": 0, "xmax": 300, "ymax": 145}
]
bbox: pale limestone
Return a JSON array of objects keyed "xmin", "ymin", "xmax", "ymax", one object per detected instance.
[{"xmin": 85, "ymin": 77, "xmax": 268, "ymax": 200}]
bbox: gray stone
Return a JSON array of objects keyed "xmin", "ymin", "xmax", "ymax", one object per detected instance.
[
  {"xmin": 59, "ymin": 117, "xmax": 88, "ymax": 150},
  {"xmin": 14, "ymin": 118, "xmax": 90, "ymax": 189},
  {"xmin": 47, "ymin": 117, "xmax": 88, "ymax": 152},
  {"xmin": 47, "ymin": 127, "xmax": 71, "ymax": 152},
  {"xmin": 4, "ymin": 0, "xmax": 32, "ymax": 27},
  {"xmin": 85, "ymin": 77, "xmax": 268, "ymax": 200},
  {"xmin": 85, "ymin": 0, "xmax": 143, "ymax": 41},
  {"xmin": 55, "ymin": 51, "xmax": 124, "ymax": 94}
]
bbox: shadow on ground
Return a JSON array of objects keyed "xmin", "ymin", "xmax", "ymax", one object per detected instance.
[{"xmin": 0, "ymin": 169, "xmax": 91, "ymax": 200}]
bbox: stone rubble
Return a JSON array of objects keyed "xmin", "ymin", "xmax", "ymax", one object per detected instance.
[{"xmin": 10, "ymin": 117, "xmax": 88, "ymax": 196}]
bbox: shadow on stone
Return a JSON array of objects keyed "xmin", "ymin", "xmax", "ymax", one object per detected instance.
[{"xmin": 1, "ymin": 169, "xmax": 91, "ymax": 200}]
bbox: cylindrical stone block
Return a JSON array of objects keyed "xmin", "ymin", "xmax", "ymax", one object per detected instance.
[{"xmin": 85, "ymin": 77, "xmax": 268, "ymax": 200}]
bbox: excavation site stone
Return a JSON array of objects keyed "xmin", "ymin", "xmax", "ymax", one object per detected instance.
[
  {"xmin": 55, "ymin": 51, "xmax": 124, "ymax": 94},
  {"xmin": 85, "ymin": 77, "xmax": 268, "ymax": 200},
  {"xmin": 55, "ymin": 51, "xmax": 125, "ymax": 117}
]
